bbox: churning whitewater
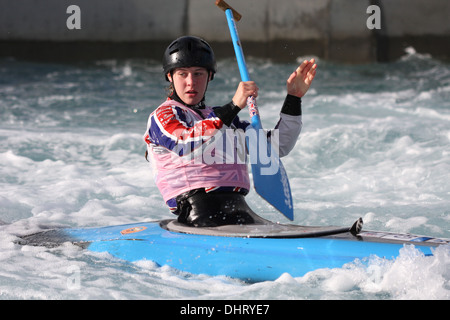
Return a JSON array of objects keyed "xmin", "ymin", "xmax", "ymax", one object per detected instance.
[{"xmin": 0, "ymin": 48, "xmax": 449, "ymax": 299}]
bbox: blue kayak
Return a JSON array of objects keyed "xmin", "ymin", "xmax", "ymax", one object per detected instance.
[{"xmin": 18, "ymin": 218, "xmax": 449, "ymax": 282}]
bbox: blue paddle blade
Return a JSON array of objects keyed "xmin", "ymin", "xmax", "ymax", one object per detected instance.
[
  {"xmin": 251, "ymin": 163, "xmax": 294, "ymax": 221},
  {"xmin": 248, "ymin": 126, "xmax": 294, "ymax": 221}
]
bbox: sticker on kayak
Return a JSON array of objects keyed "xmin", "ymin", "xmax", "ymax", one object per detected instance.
[
  {"xmin": 120, "ymin": 226, "xmax": 147, "ymax": 235},
  {"xmin": 361, "ymin": 231, "xmax": 449, "ymax": 244}
]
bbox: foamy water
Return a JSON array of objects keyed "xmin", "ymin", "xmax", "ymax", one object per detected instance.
[{"xmin": 1, "ymin": 48, "xmax": 449, "ymax": 299}]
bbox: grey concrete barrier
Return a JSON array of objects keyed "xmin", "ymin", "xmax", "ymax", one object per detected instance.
[{"xmin": 0, "ymin": 0, "xmax": 448, "ymax": 62}]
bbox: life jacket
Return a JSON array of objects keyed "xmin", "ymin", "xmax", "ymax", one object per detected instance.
[{"xmin": 144, "ymin": 99, "xmax": 250, "ymax": 203}]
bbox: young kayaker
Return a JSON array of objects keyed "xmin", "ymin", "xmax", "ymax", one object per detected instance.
[{"xmin": 144, "ymin": 36, "xmax": 316, "ymax": 227}]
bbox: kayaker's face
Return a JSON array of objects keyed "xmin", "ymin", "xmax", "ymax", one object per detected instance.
[{"xmin": 168, "ymin": 67, "xmax": 210, "ymax": 105}]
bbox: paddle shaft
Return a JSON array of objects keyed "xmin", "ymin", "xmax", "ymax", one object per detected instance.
[{"xmin": 223, "ymin": 8, "xmax": 262, "ymax": 130}]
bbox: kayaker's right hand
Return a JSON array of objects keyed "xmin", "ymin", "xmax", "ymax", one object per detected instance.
[
  {"xmin": 286, "ymin": 59, "xmax": 317, "ymax": 98},
  {"xmin": 232, "ymin": 81, "xmax": 259, "ymax": 109}
]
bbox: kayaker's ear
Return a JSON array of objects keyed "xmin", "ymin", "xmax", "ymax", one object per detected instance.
[{"xmin": 167, "ymin": 72, "xmax": 173, "ymax": 82}]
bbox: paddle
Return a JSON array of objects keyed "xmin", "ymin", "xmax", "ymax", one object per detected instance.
[{"xmin": 216, "ymin": 0, "xmax": 294, "ymax": 221}]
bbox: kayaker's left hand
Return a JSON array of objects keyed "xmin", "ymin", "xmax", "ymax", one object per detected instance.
[{"xmin": 287, "ymin": 59, "xmax": 317, "ymax": 98}]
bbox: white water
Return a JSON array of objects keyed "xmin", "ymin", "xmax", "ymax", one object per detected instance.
[{"xmin": 1, "ymin": 48, "xmax": 449, "ymax": 299}]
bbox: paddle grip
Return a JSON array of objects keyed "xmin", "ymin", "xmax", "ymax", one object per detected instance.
[{"xmin": 215, "ymin": 0, "xmax": 242, "ymax": 21}]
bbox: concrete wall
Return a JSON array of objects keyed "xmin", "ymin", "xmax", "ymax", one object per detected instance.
[{"xmin": 1, "ymin": 0, "xmax": 449, "ymax": 62}]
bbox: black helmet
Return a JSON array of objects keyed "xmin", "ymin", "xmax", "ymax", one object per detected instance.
[{"xmin": 163, "ymin": 36, "xmax": 217, "ymax": 81}]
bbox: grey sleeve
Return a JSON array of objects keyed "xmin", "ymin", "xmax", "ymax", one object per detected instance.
[{"xmin": 269, "ymin": 95, "xmax": 303, "ymax": 157}]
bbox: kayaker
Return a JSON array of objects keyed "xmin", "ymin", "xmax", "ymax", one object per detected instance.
[{"xmin": 144, "ymin": 36, "xmax": 316, "ymax": 227}]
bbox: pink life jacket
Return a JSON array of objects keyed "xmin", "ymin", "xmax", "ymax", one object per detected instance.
[{"xmin": 144, "ymin": 99, "xmax": 250, "ymax": 203}]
